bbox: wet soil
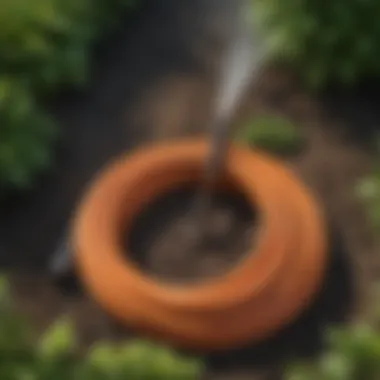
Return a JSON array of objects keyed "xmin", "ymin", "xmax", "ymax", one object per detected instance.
[
  {"xmin": 0, "ymin": 1, "xmax": 379, "ymax": 379},
  {"xmin": 128, "ymin": 188, "xmax": 255, "ymax": 284}
]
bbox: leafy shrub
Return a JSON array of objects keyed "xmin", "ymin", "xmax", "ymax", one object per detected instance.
[
  {"xmin": 235, "ymin": 115, "xmax": 304, "ymax": 156},
  {"xmin": 252, "ymin": 0, "xmax": 380, "ymax": 88},
  {"xmin": 1, "ymin": 0, "xmax": 90, "ymax": 92},
  {"xmin": 0, "ymin": 277, "xmax": 203, "ymax": 380},
  {"xmin": 285, "ymin": 323, "xmax": 380, "ymax": 380},
  {"xmin": 0, "ymin": 0, "xmax": 137, "ymax": 192},
  {"xmin": 0, "ymin": 78, "xmax": 57, "ymax": 191},
  {"xmin": 0, "ymin": 0, "xmax": 137, "ymax": 92}
]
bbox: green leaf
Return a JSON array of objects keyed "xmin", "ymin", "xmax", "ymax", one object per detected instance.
[
  {"xmin": 319, "ymin": 352, "xmax": 353, "ymax": 379},
  {"xmin": 86, "ymin": 342, "xmax": 121, "ymax": 371},
  {"xmin": 37, "ymin": 318, "xmax": 76, "ymax": 358},
  {"xmin": 285, "ymin": 362, "xmax": 321, "ymax": 380},
  {"xmin": 236, "ymin": 115, "xmax": 303, "ymax": 156}
]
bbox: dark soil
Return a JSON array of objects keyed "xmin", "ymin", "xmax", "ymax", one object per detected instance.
[
  {"xmin": 0, "ymin": 1, "xmax": 379, "ymax": 379},
  {"xmin": 128, "ymin": 187, "xmax": 255, "ymax": 284}
]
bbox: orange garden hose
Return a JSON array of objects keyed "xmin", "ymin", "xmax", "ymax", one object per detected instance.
[{"xmin": 72, "ymin": 139, "xmax": 328, "ymax": 352}]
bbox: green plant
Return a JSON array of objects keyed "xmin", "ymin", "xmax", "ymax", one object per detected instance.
[
  {"xmin": 286, "ymin": 282, "xmax": 380, "ymax": 380},
  {"xmin": 0, "ymin": 276, "xmax": 203, "ymax": 380},
  {"xmin": 1, "ymin": 0, "xmax": 89, "ymax": 91},
  {"xmin": 0, "ymin": 0, "xmax": 138, "ymax": 192},
  {"xmin": 252, "ymin": 0, "xmax": 380, "ymax": 88},
  {"xmin": 235, "ymin": 115, "xmax": 303, "ymax": 156},
  {"xmin": 0, "ymin": 0, "xmax": 137, "ymax": 93},
  {"xmin": 285, "ymin": 322, "xmax": 380, "ymax": 380},
  {"xmin": 0, "ymin": 78, "xmax": 57, "ymax": 191}
]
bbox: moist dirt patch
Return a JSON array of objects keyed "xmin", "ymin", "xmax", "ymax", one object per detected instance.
[{"xmin": 128, "ymin": 187, "xmax": 256, "ymax": 284}]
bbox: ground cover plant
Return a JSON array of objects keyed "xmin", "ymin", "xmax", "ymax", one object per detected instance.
[
  {"xmin": 0, "ymin": 277, "xmax": 203, "ymax": 380},
  {"xmin": 0, "ymin": 0, "xmax": 137, "ymax": 192}
]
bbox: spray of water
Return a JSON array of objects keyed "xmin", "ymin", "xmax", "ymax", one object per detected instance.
[{"xmin": 191, "ymin": 0, "xmax": 265, "ymax": 237}]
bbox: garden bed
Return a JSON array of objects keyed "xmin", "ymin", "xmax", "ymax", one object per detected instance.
[{"xmin": 0, "ymin": 1, "xmax": 380, "ymax": 379}]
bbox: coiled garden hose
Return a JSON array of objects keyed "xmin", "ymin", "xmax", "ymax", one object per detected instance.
[{"xmin": 73, "ymin": 139, "xmax": 327, "ymax": 351}]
